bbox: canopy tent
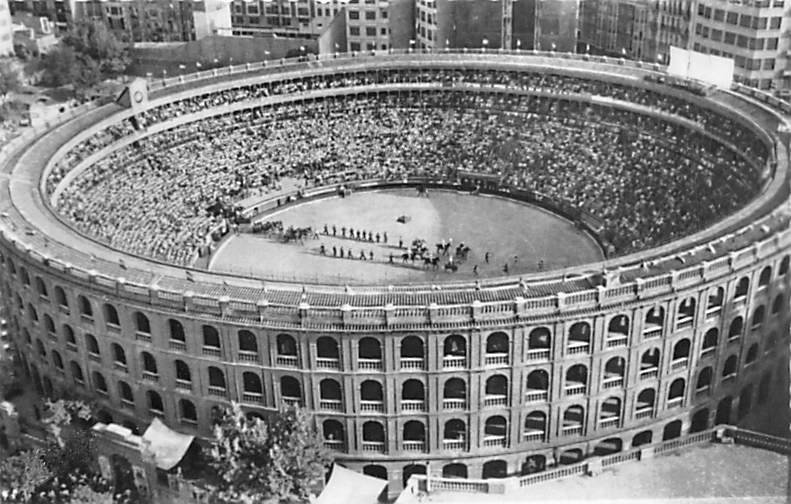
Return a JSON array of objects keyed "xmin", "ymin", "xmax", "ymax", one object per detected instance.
[
  {"xmin": 141, "ymin": 417, "xmax": 196, "ymax": 470},
  {"xmin": 312, "ymin": 464, "xmax": 388, "ymax": 504}
]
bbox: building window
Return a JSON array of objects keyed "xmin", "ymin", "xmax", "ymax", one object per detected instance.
[
  {"xmin": 766, "ymin": 37, "xmax": 779, "ymax": 50},
  {"xmin": 770, "ymin": 16, "xmax": 782, "ymax": 29},
  {"xmin": 713, "ymin": 9, "xmax": 724, "ymax": 22},
  {"xmin": 365, "ymin": 10, "xmax": 375, "ymax": 19},
  {"xmin": 710, "ymin": 29, "xmax": 723, "ymax": 42},
  {"xmin": 350, "ymin": 42, "xmax": 360, "ymax": 51},
  {"xmin": 349, "ymin": 10, "xmax": 359, "ymax": 19},
  {"xmin": 725, "ymin": 11, "xmax": 738, "ymax": 25},
  {"xmin": 380, "ymin": 9, "xmax": 387, "ymax": 18},
  {"xmin": 754, "ymin": 17, "xmax": 768, "ymax": 30},
  {"xmin": 724, "ymin": 32, "xmax": 736, "ymax": 44},
  {"xmin": 350, "ymin": 26, "xmax": 360, "ymax": 35},
  {"xmin": 764, "ymin": 58, "xmax": 775, "ymax": 70},
  {"xmin": 366, "ymin": 26, "xmax": 376, "ymax": 36}
]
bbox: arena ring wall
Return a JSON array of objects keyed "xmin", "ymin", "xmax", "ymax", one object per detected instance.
[{"xmin": 0, "ymin": 51, "xmax": 790, "ymax": 496}]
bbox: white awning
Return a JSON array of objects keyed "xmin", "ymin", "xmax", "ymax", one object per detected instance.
[
  {"xmin": 312, "ymin": 464, "xmax": 387, "ymax": 504},
  {"xmin": 141, "ymin": 418, "xmax": 195, "ymax": 470}
]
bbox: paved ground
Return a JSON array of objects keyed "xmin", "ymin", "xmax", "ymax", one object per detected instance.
[
  {"xmin": 209, "ymin": 188, "xmax": 604, "ymax": 284},
  {"xmin": 403, "ymin": 444, "xmax": 788, "ymax": 504}
]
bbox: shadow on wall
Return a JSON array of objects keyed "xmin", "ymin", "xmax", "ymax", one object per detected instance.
[
  {"xmin": 127, "ymin": 35, "xmax": 318, "ymax": 78},
  {"xmin": 741, "ymin": 342, "xmax": 790, "ymax": 437}
]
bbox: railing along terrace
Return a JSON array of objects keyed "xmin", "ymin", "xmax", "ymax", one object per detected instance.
[{"xmin": 407, "ymin": 425, "xmax": 783, "ymax": 497}]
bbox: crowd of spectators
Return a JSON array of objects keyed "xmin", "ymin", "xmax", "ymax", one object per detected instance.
[
  {"xmin": 44, "ymin": 68, "xmax": 769, "ymax": 194},
  {"xmin": 53, "ymin": 90, "xmax": 758, "ymax": 265}
]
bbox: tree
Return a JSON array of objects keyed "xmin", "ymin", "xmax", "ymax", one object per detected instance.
[
  {"xmin": 0, "ymin": 449, "xmax": 52, "ymax": 502},
  {"xmin": 0, "ymin": 60, "xmax": 21, "ymax": 103},
  {"xmin": 41, "ymin": 46, "xmax": 78, "ymax": 88},
  {"xmin": 62, "ymin": 20, "xmax": 129, "ymax": 78},
  {"xmin": 68, "ymin": 484, "xmax": 113, "ymax": 504},
  {"xmin": 208, "ymin": 404, "xmax": 331, "ymax": 503}
]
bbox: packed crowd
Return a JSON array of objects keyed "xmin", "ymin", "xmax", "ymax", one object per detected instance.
[
  {"xmin": 45, "ymin": 68, "xmax": 769, "ymax": 193},
  {"xmin": 52, "ymin": 90, "xmax": 758, "ymax": 265}
]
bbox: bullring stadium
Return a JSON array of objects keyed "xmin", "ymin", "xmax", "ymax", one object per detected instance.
[{"xmin": 0, "ymin": 51, "xmax": 789, "ymax": 499}]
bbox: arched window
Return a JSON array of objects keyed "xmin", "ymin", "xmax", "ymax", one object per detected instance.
[
  {"xmin": 671, "ymin": 339, "xmax": 691, "ymax": 367},
  {"xmin": 360, "ymin": 380, "xmax": 383, "ymax": 412},
  {"xmin": 180, "ymin": 399, "xmax": 197, "ymax": 423},
  {"xmin": 316, "ymin": 336, "xmax": 339, "ymax": 367},
  {"xmin": 322, "ymin": 420, "xmax": 345, "ymax": 448},
  {"xmin": 400, "ymin": 336, "xmax": 424, "ymax": 368},
  {"xmin": 43, "ymin": 314, "xmax": 55, "ymax": 335},
  {"xmin": 523, "ymin": 411, "xmax": 546, "ymax": 442},
  {"xmin": 485, "ymin": 332, "xmax": 509, "ymax": 365},
  {"xmin": 667, "ymin": 378, "xmax": 685, "ymax": 406},
  {"xmin": 527, "ymin": 327, "xmax": 551, "ymax": 358},
  {"xmin": 54, "ymin": 286, "xmax": 68, "ymax": 311},
  {"xmin": 363, "ymin": 421, "xmax": 385, "ymax": 444},
  {"xmin": 63, "ymin": 324, "xmax": 76, "ymax": 346},
  {"xmin": 118, "ymin": 381, "xmax": 134, "ymax": 403},
  {"xmin": 607, "ymin": 315, "xmax": 629, "ymax": 336},
  {"xmin": 147, "ymin": 390, "xmax": 164, "ymax": 413},
  {"xmin": 443, "ymin": 378, "xmax": 466, "ymax": 408},
  {"xmin": 677, "ymin": 298, "xmax": 695, "ymax": 326},
  {"xmin": 599, "ymin": 397, "xmax": 621, "ymax": 427},
  {"xmin": 483, "ymin": 415, "xmax": 507, "ymax": 445},
  {"xmin": 358, "ymin": 337, "xmax": 382, "ymax": 364},
  {"xmin": 35, "ymin": 338, "xmax": 46, "ymax": 357},
  {"xmin": 402, "ymin": 379, "xmax": 425, "ymax": 411},
  {"xmin": 276, "ymin": 334, "xmax": 297, "ymax": 365},
  {"xmin": 772, "ymin": 294, "xmax": 784, "ymax": 315},
  {"xmin": 319, "ymin": 378, "xmax": 342, "ymax": 404},
  {"xmin": 696, "ymin": 367, "xmax": 713, "ymax": 391},
  {"xmin": 280, "ymin": 376, "xmax": 302, "ymax": 402},
  {"xmin": 70, "ymin": 362, "xmax": 84, "ymax": 383},
  {"xmin": 635, "ymin": 388, "xmax": 655, "ymax": 416},
  {"xmin": 238, "ymin": 330, "xmax": 258, "ymax": 354},
  {"xmin": 35, "ymin": 277, "xmax": 48, "ymax": 298},
  {"xmin": 19, "ymin": 268, "xmax": 29, "ymax": 286},
  {"xmin": 52, "ymin": 349, "xmax": 63, "ymax": 369},
  {"xmin": 141, "ymin": 352, "xmax": 157, "ymax": 374},
  {"xmin": 722, "ymin": 355, "xmax": 738, "ymax": 378},
  {"xmin": 734, "ymin": 277, "xmax": 749, "ymax": 298},
  {"xmin": 243, "ymin": 372, "xmax": 263, "ymax": 396},
  {"xmin": 758, "ymin": 266, "xmax": 772, "ymax": 287},
  {"xmin": 603, "ymin": 356, "xmax": 625, "ymax": 388},
  {"xmin": 175, "ymin": 360, "xmax": 191, "ymax": 383},
  {"xmin": 482, "ymin": 460, "xmax": 508, "ymax": 479},
  {"xmin": 779, "ymin": 255, "xmax": 789, "ymax": 276},
  {"xmin": 363, "ymin": 465, "xmax": 388, "ymax": 480},
  {"xmin": 443, "ymin": 335, "xmax": 466, "ymax": 365},
  {"xmin": 78, "ymin": 295, "xmax": 93, "ymax": 318},
  {"xmin": 643, "ymin": 306, "xmax": 665, "ymax": 336},
  {"xmin": 562, "ymin": 405, "xmax": 585, "ymax": 434},
  {"xmin": 403, "ymin": 420, "xmax": 426, "ymax": 446},
  {"xmin": 702, "ymin": 328, "xmax": 718, "ymax": 355},
  {"xmin": 565, "ymin": 364, "xmax": 587, "ymax": 394},
  {"xmin": 707, "ymin": 287, "xmax": 724, "ymax": 312},
  {"xmin": 640, "ymin": 348, "xmax": 660, "ymax": 377},
  {"xmin": 134, "ymin": 312, "xmax": 150, "ymax": 334},
  {"xmin": 728, "ymin": 317, "xmax": 743, "ymax": 340},
  {"xmin": 202, "ymin": 325, "xmax": 220, "ymax": 349},
  {"xmin": 93, "ymin": 371, "xmax": 108, "ymax": 393},
  {"xmin": 208, "ymin": 366, "xmax": 226, "ymax": 390},
  {"xmin": 525, "ymin": 369, "xmax": 549, "ymax": 402},
  {"xmin": 690, "ymin": 408, "xmax": 710, "ymax": 433},
  {"xmin": 27, "ymin": 304, "xmax": 37, "ymax": 324},
  {"xmin": 751, "ymin": 306, "xmax": 765, "ymax": 329},
  {"xmin": 567, "ymin": 322, "xmax": 591, "ymax": 353},
  {"xmin": 112, "ymin": 343, "xmax": 126, "ymax": 365},
  {"xmin": 443, "ymin": 419, "xmax": 466, "ymax": 444},
  {"xmin": 662, "ymin": 420, "xmax": 682, "ymax": 441},
  {"xmin": 745, "ymin": 343, "xmax": 759, "ymax": 365},
  {"xmin": 168, "ymin": 319, "xmax": 185, "ymax": 342},
  {"xmin": 104, "ymin": 304, "xmax": 120, "ymax": 327},
  {"xmin": 484, "ymin": 375, "xmax": 508, "ymax": 406},
  {"xmin": 443, "ymin": 463, "xmax": 468, "ymax": 479}
]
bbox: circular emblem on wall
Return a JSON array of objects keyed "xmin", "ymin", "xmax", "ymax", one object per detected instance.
[{"xmin": 133, "ymin": 90, "xmax": 144, "ymax": 103}]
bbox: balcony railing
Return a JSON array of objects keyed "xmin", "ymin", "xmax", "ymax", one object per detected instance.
[
  {"xmin": 282, "ymin": 396, "xmax": 302, "ymax": 407},
  {"xmin": 316, "ymin": 357, "xmax": 341, "ymax": 370},
  {"xmin": 442, "ymin": 438, "xmax": 466, "ymax": 451},
  {"xmin": 605, "ymin": 335, "xmax": 628, "ymax": 348},
  {"xmin": 634, "ymin": 407, "xmax": 654, "ymax": 419},
  {"xmin": 65, "ymin": 342, "xmax": 78, "ymax": 353},
  {"xmin": 358, "ymin": 358, "xmax": 382, "ymax": 371},
  {"xmin": 639, "ymin": 367, "xmax": 658, "ymax": 379},
  {"xmin": 402, "ymin": 440, "xmax": 426, "ymax": 452},
  {"xmin": 149, "ymin": 408, "xmax": 164, "ymax": 418},
  {"xmin": 524, "ymin": 390, "xmax": 548, "ymax": 403},
  {"xmin": 482, "ymin": 436, "xmax": 506, "ymax": 447},
  {"xmin": 106, "ymin": 322, "xmax": 121, "ymax": 333},
  {"xmin": 88, "ymin": 352, "xmax": 101, "ymax": 363},
  {"xmin": 362, "ymin": 441, "xmax": 385, "ymax": 453},
  {"xmin": 238, "ymin": 351, "xmax": 259, "ymax": 363},
  {"xmin": 483, "ymin": 395, "xmax": 507, "ymax": 407},
  {"xmin": 522, "ymin": 430, "xmax": 545, "ymax": 443},
  {"xmin": 202, "ymin": 346, "xmax": 221, "ymax": 358},
  {"xmin": 135, "ymin": 332, "xmax": 152, "ymax": 343},
  {"xmin": 671, "ymin": 357, "xmax": 688, "ymax": 371},
  {"xmin": 700, "ymin": 346, "xmax": 716, "ymax": 359},
  {"xmin": 442, "ymin": 356, "xmax": 466, "ymax": 369},
  {"xmin": 141, "ymin": 371, "xmax": 159, "ymax": 383},
  {"xmin": 565, "ymin": 384, "xmax": 586, "ymax": 396},
  {"xmin": 602, "ymin": 376, "xmax": 624, "ymax": 389},
  {"xmin": 598, "ymin": 416, "xmax": 620, "ymax": 428},
  {"xmin": 277, "ymin": 354, "xmax": 298, "ymax": 367},
  {"xmin": 319, "ymin": 399, "xmax": 343, "ymax": 411},
  {"xmin": 323, "ymin": 440, "xmax": 345, "ymax": 452},
  {"xmin": 722, "ymin": 372, "xmax": 737, "ymax": 382},
  {"xmin": 676, "ymin": 316, "xmax": 694, "ymax": 330},
  {"xmin": 120, "ymin": 399, "xmax": 135, "ymax": 410},
  {"xmin": 175, "ymin": 379, "xmax": 192, "ymax": 391},
  {"xmin": 484, "ymin": 353, "xmax": 509, "ymax": 366},
  {"xmin": 526, "ymin": 348, "xmax": 550, "ymax": 361},
  {"xmin": 401, "ymin": 400, "xmax": 425, "ymax": 412},
  {"xmin": 242, "ymin": 392, "xmax": 264, "ymax": 404},
  {"xmin": 208, "ymin": 386, "xmax": 227, "ymax": 398},
  {"xmin": 400, "ymin": 357, "xmax": 425, "ymax": 370},
  {"xmin": 169, "ymin": 340, "xmax": 186, "ymax": 352},
  {"xmin": 705, "ymin": 306, "xmax": 722, "ymax": 319},
  {"xmin": 566, "ymin": 342, "xmax": 589, "ymax": 355},
  {"xmin": 642, "ymin": 325, "xmax": 662, "ymax": 339},
  {"xmin": 562, "ymin": 424, "xmax": 583, "ymax": 436},
  {"xmin": 360, "ymin": 400, "xmax": 384, "ymax": 413},
  {"xmin": 46, "ymin": 332, "xmax": 57, "ymax": 342},
  {"xmin": 442, "ymin": 398, "xmax": 466, "ymax": 410},
  {"xmin": 181, "ymin": 417, "xmax": 198, "ymax": 427},
  {"xmin": 695, "ymin": 385, "xmax": 710, "ymax": 396},
  {"xmin": 667, "ymin": 397, "xmax": 683, "ymax": 408},
  {"xmin": 113, "ymin": 361, "xmax": 128, "ymax": 373}
]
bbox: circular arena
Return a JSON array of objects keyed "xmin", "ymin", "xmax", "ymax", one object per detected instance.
[{"xmin": 0, "ymin": 51, "xmax": 790, "ymax": 498}]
